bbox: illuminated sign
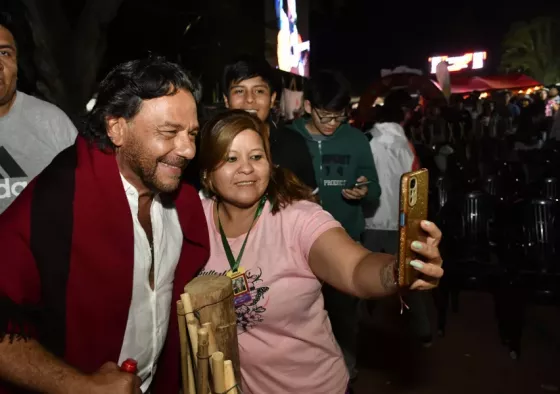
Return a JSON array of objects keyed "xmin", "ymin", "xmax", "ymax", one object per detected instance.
[{"xmin": 429, "ymin": 51, "xmax": 487, "ymax": 74}]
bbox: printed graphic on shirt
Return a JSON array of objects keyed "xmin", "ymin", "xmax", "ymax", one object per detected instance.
[
  {"xmin": 199, "ymin": 267, "xmax": 270, "ymax": 332},
  {"xmin": 321, "ymin": 154, "xmax": 350, "ymax": 187},
  {"xmin": 0, "ymin": 146, "xmax": 29, "ymax": 200}
]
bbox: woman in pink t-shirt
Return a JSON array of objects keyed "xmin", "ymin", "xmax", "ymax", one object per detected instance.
[{"xmin": 198, "ymin": 110, "xmax": 444, "ymax": 394}]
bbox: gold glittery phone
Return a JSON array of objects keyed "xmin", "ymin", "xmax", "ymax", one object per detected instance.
[{"xmin": 397, "ymin": 169, "xmax": 430, "ymax": 287}]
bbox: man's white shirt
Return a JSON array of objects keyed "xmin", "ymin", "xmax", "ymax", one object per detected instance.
[{"xmin": 118, "ymin": 175, "xmax": 183, "ymax": 392}]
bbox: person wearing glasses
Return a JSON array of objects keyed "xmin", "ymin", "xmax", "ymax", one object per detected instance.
[{"xmin": 290, "ymin": 70, "xmax": 380, "ymax": 381}]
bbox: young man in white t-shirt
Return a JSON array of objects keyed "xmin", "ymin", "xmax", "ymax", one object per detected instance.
[{"xmin": 0, "ymin": 12, "xmax": 77, "ymax": 214}]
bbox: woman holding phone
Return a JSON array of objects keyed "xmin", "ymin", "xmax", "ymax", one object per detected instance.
[{"xmin": 198, "ymin": 110, "xmax": 444, "ymax": 394}]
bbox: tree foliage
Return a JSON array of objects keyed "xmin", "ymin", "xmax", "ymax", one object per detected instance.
[{"xmin": 500, "ymin": 17, "xmax": 560, "ymax": 85}]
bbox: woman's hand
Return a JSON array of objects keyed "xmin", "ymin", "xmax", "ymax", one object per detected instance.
[{"xmin": 408, "ymin": 220, "xmax": 444, "ymax": 290}]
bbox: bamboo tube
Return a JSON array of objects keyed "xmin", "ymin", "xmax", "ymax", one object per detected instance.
[
  {"xmin": 180, "ymin": 293, "xmax": 200, "ymax": 364},
  {"xmin": 203, "ymin": 322, "xmax": 218, "ymax": 377},
  {"xmin": 177, "ymin": 301, "xmax": 195, "ymax": 394},
  {"xmin": 196, "ymin": 328, "xmax": 210, "ymax": 394},
  {"xmin": 224, "ymin": 360, "xmax": 237, "ymax": 394},
  {"xmin": 185, "ymin": 275, "xmax": 241, "ymax": 385},
  {"xmin": 211, "ymin": 352, "xmax": 226, "ymax": 393},
  {"xmin": 203, "ymin": 322, "xmax": 218, "ymax": 356}
]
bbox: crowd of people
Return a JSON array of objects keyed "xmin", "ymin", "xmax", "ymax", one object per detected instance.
[{"xmin": 0, "ymin": 7, "xmax": 453, "ymax": 394}]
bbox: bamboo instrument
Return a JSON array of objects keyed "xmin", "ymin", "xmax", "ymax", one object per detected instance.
[
  {"xmin": 224, "ymin": 360, "xmax": 237, "ymax": 394},
  {"xmin": 211, "ymin": 352, "xmax": 226, "ymax": 394},
  {"xmin": 184, "ymin": 275, "xmax": 241, "ymax": 385},
  {"xmin": 177, "ymin": 301, "xmax": 195, "ymax": 394},
  {"xmin": 203, "ymin": 322, "xmax": 218, "ymax": 356},
  {"xmin": 181, "ymin": 293, "xmax": 200, "ymax": 364},
  {"xmin": 196, "ymin": 328, "xmax": 210, "ymax": 394},
  {"xmin": 203, "ymin": 322, "xmax": 217, "ymax": 378}
]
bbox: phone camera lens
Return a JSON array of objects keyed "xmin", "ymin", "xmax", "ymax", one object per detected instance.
[{"xmin": 411, "ymin": 178, "xmax": 417, "ymax": 188}]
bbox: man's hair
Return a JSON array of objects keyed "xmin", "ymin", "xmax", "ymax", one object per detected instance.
[
  {"xmin": 0, "ymin": 10, "xmax": 19, "ymax": 49},
  {"xmin": 305, "ymin": 70, "xmax": 351, "ymax": 112},
  {"xmin": 82, "ymin": 56, "xmax": 202, "ymax": 152},
  {"xmin": 380, "ymin": 89, "xmax": 412, "ymax": 123},
  {"xmin": 222, "ymin": 55, "xmax": 276, "ymax": 96}
]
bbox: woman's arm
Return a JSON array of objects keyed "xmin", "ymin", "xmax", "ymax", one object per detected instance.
[{"xmin": 308, "ymin": 220, "xmax": 444, "ymax": 298}]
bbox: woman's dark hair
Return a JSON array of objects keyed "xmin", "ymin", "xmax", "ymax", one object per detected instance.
[
  {"xmin": 82, "ymin": 56, "xmax": 202, "ymax": 152},
  {"xmin": 304, "ymin": 70, "xmax": 350, "ymax": 112},
  {"xmin": 199, "ymin": 110, "xmax": 314, "ymax": 214},
  {"xmin": 222, "ymin": 54, "xmax": 277, "ymax": 97}
]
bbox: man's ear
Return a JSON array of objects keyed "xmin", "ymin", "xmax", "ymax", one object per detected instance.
[
  {"xmin": 106, "ymin": 117, "xmax": 128, "ymax": 148},
  {"xmin": 223, "ymin": 94, "xmax": 230, "ymax": 109},
  {"xmin": 269, "ymin": 91, "xmax": 277, "ymax": 108},
  {"xmin": 303, "ymin": 100, "xmax": 313, "ymax": 115}
]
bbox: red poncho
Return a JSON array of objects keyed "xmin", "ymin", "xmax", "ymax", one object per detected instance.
[{"xmin": 0, "ymin": 136, "xmax": 209, "ymax": 393}]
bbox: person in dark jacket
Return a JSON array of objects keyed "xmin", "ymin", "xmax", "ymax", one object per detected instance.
[{"xmin": 222, "ymin": 55, "xmax": 317, "ymax": 191}]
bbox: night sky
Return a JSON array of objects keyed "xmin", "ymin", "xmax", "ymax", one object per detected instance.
[
  {"xmin": 312, "ymin": 0, "xmax": 554, "ymax": 92},
  {"xmin": 16, "ymin": 0, "xmax": 560, "ymax": 98},
  {"xmin": 90, "ymin": 0, "xmax": 556, "ymax": 95}
]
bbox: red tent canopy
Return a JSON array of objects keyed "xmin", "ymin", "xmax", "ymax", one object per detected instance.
[{"xmin": 442, "ymin": 74, "xmax": 542, "ymax": 94}]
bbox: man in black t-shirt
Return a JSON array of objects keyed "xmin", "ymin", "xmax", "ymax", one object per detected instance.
[{"xmin": 221, "ymin": 55, "xmax": 317, "ymax": 191}]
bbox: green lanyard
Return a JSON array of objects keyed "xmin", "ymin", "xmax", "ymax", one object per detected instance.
[{"xmin": 218, "ymin": 197, "xmax": 267, "ymax": 273}]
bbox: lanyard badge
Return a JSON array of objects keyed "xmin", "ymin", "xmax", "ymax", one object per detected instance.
[
  {"xmin": 219, "ymin": 197, "xmax": 266, "ymax": 307},
  {"xmin": 226, "ymin": 268, "xmax": 252, "ymax": 307}
]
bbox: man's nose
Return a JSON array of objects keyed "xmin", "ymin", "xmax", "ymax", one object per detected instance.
[{"xmin": 175, "ymin": 134, "xmax": 196, "ymax": 160}]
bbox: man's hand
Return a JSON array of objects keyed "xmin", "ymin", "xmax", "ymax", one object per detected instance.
[
  {"xmin": 0, "ymin": 337, "xmax": 142, "ymax": 394},
  {"xmin": 77, "ymin": 362, "xmax": 142, "ymax": 394},
  {"xmin": 342, "ymin": 176, "xmax": 368, "ymax": 200}
]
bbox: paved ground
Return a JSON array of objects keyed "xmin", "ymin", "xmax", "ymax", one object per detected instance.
[{"xmin": 353, "ymin": 292, "xmax": 560, "ymax": 394}]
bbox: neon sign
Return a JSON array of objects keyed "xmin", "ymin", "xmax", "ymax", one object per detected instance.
[{"xmin": 429, "ymin": 51, "xmax": 487, "ymax": 74}]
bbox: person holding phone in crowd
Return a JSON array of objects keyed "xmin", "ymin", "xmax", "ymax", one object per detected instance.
[{"xmin": 289, "ymin": 70, "xmax": 381, "ymax": 379}]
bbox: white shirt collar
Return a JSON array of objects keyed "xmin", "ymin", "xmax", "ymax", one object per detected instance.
[{"xmin": 120, "ymin": 174, "xmax": 137, "ymax": 197}]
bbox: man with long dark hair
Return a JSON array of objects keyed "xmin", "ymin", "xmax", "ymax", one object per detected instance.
[{"xmin": 0, "ymin": 57, "xmax": 209, "ymax": 394}]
